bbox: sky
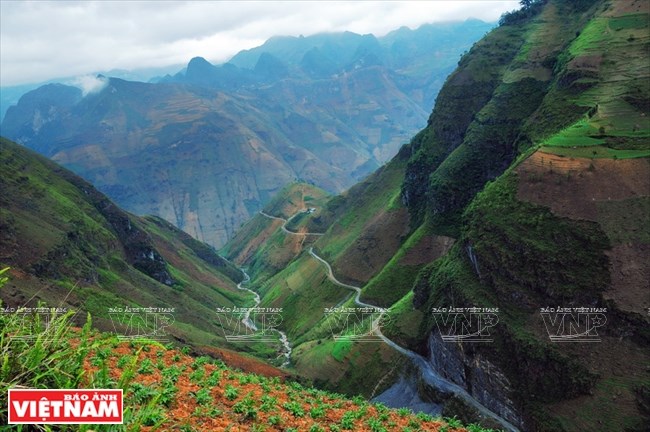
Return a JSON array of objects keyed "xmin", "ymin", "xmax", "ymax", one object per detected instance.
[{"xmin": 0, "ymin": 1, "xmax": 520, "ymax": 87}]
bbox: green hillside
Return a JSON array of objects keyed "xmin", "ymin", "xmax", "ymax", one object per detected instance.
[
  {"xmin": 1, "ymin": 0, "xmax": 647, "ymax": 430},
  {"xmin": 0, "ymin": 137, "xmax": 280, "ymax": 361},
  {"xmin": 222, "ymin": 1, "xmax": 650, "ymax": 430}
]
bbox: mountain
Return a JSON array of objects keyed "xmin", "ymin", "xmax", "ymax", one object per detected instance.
[
  {"xmin": 0, "ymin": 151, "xmax": 488, "ymax": 431},
  {"xmin": 0, "ymin": 83, "xmax": 44, "ymax": 124},
  {"xmin": 229, "ymin": 20, "xmax": 495, "ymax": 109},
  {"xmin": 0, "ymin": 137, "xmax": 293, "ymax": 362},
  {"xmin": 222, "ymin": 0, "xmax": 650, "ymax": 430},
  {"xmin": 0, "ymin": 65, "xmax": 183, "ymax": 122},
  {"xmin": 1, "ymin": 21, "xmax": 494, "ymax": 248}
]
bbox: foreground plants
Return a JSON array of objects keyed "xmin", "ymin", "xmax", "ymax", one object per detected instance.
[{"xmin": 0, "ymin": 271, "xmax": 495, "ymax": 431}]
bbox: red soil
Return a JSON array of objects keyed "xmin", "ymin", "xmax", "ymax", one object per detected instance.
[{"xmin": 82, "ymin": 340, "xmax": 466, "ymax": 431}]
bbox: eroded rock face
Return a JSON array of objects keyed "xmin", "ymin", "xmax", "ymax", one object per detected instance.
[
  {"xmin": 372, "ymin": 376, "xmax": 443, "ymax": 416},
  {"xmin": 3, "ymin": 76, "xmax": 424, "ymax": 248},
  {"xmin": 426, "ymin": 333, "xmax": 523, "ymax": 428}
]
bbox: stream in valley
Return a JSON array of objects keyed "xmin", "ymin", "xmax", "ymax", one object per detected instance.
[
  {"xmin": 252, "ymin": 210, "xmax": 519, "ymax": 431},
  {"xmin": 222, "ymin": 256, "xmax": 293, "ymax": 368}
]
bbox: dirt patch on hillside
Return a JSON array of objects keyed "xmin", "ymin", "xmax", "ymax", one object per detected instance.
[
  {"xmin": 196, "ymin": 345, "xmax": 289, "ymax": 379},
  {"xmin": 516, "ymin": 151, "xmax": 650, "ymax": 315},
  {"xmin": 516, "ymin": 151, "xmax": 650, "ymax": 221},
  {"xmin": 267, "ymin": 233, "xmax": 306, "ymax": 270},
  {"xmin": 152, "ymin": 234, "xmax": 233, "ymax": 289},
  {"xmin": 568, "ymin": 55, "xmax": 602, "ymax": 73},
  {"xmin": 604, "ymin": 0, "xmax": 648, "ymax": 16},
  {"xmin": 604, "ymin": 242, "xmax": 650, "ymax": 313},
  {"xmin": 233, "ymin": 217, "xmax": 283, "ymax": 264},
  {"xmin": 400, "ymin": 235, "xmax": 455, "ymax": 266},
  {"xmin": 334, "ymin": 208, "xmax": 410, "ymax": 285}
]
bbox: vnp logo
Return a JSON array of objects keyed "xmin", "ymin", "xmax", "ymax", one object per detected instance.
[
  {"xmin": 108, "ymin": 307, "xmax": 175, "ymax": 341},
  {"xmin": 3, "ymin": 307, "xmax": 71, "ymax": 342},
  {"xmin": 324, "ymin": 307, "xmax": 388, "ymax": 342},
  {"xmin": 8, "ymin": 389, "xmax": 123, "ymax": 424},
  {"xmin": 216, "ymin": 307, "xmax": 283, "ymax": 342},
  {"xmin": 432, "ymin": 307, "xmax": 499, "ymax": 343},
  {"xmin": 540, "ymin": 307, "xmax": 607, "ymax": 343}
]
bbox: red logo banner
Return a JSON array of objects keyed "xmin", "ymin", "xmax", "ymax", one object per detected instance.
[{"xmin": 8, "ymin": 389, "xmax": 123, "ymax": 424}]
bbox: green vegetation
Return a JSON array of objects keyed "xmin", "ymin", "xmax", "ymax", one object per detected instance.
[
  {"xmin": 221, "ymin": 1, "xmax": 649, "ymax": 430},
  {"xmin": 317, "ymin": 155, "xmax": 409, "ymax": 265},
  {"xmin": 465, "ymin": 173, "xmax": 610, "ymax": 299},
  {"xmin": 0, "ymin": 283, "xmax": 491, "ymax": 430},
  {"xmin": 0, "ymin": 138, "xmax": 271, "ymax": 358},
  {"xmin": 402, "ymin": 18, "xmax": 534, "ymax": 229},
  {"xmin": 3, "ymin": 0, "xmax": 647, "ymax": 430}
]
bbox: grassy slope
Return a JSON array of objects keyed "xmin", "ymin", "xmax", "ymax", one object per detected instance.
[
  {"xmin": 220, "ymin": 0, "xmax": 544, "ymax": 406},
  {"xmin": 387, "ymin": 1, "xmax": 650, "ymax": 430},
  {"xmin": 531, "ymin": 0, "xmax": 650, "ymax": 159},
  {"xmin": 222, "ymin": 155, "xmax": 418, "ymax": 397},
  {"xmin": 223, "ymin": 0, "xmax": 649, "ymax": 430},
  {"xmin": 221, "ymin": 182, "xmax": 330, "ymax": 284},
  {"xmin": 224, "ymin": 0, "xmax": 553, "ymax": 403},
  {"xmin": 0, "ymin": 137, "xmax": 275, "ymax": 357}
]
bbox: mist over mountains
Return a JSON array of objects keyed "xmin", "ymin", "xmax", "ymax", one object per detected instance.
[{"xmin": 1, "ymin": 20, "xmax": 494, "ymax": 247}]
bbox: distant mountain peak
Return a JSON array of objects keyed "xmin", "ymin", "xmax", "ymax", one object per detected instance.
[{"xmin": 188, "ymin": 56, "xmax": 212, "ymax": 67}]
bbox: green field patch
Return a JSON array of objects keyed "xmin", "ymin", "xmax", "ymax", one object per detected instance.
[
  {"xmin": 569, "ymin": 18, "xmax": 608, "ymax": 56},
  {"xmin": 540, "ymin": 145, "xmax": 650, "ymax": 159},
  {"xmin": 545, "ymin": 135, "xmax": 604, "ymax": 147},
  {"xmin": 609, "ymin": 13, "xmax": 649, "ymax": 31},
  {"xmin": 540, "ymin": 111, "xmax": 650, "ymax": 158},
  {"xmin": 331, "ymin": 339, "xmax": 353, "ymax": 362}
]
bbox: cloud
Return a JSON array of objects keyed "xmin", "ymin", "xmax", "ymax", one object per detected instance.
[
  {"xmin": 70, "ymin": 75, "xmax": 109, "ymax": 96},
  {"xmin": 0, "ymin": 1, "xmax": 519, "ymax": 87}
]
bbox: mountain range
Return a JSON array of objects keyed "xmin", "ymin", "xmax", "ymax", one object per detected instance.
[
  {"xmin": 1, "ymin": 0, "xmax": 649, "ymax": 430},
  {"xmin": 1, "ymin": 20, "xmax": 494, "ymax": 248}
]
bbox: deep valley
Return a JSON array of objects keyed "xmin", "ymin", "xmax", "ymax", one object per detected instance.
[{"xmin": 1, "ymin": 0, "xmax": 649, "ymax": 431}]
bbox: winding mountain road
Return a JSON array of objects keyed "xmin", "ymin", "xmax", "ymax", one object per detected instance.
[
  {"xmin": 258, "ymin": 210, "xmax": 519, "ymax": 431},
  {"xmin": 259, "ymin": 210, "xmax": 325, "ymax": 236},
  {"xmin": 308, "ymin": 248, "xmax": 518, "ymax": 431}
]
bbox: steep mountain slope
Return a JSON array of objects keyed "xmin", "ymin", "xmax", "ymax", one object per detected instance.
[
  {"xmin": 1, "ymin": 23, "xmax": 493, "ymax": 249},
  {"xmin": 0, "ymin": 137, "xmax": 287, "ymax": 360},
  {"xmin": 223, "ymin": 160, "xmax": 414, "ymax": 410},
  {"xmin": 222, "ymin": 1, "xmax": 650, "ymax": 430},
  {"xmin": 0, "ymin": 79, "xmax": 351, "ymax": 248}
]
